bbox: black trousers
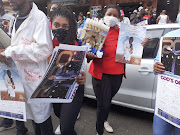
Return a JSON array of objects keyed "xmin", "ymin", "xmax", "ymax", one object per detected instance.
[
  {"xmin": 32, "ymin": 116, "xmax": 54, "ymax": 135},
  {"xmin": 92, "ymin": 74, "xmax": 123, "ymax": 135},
  {"xmin": 2, "ymin": 118, "xmax": 27, "ymax": 133},
  {"xmin": 53, "ymin": 85, "xmax": 84, "ymax": 135}
]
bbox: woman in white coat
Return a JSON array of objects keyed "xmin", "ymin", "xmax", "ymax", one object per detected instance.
[{"xmin": 0, "ymin": 0, "xmax": 54, "ymax": 135}]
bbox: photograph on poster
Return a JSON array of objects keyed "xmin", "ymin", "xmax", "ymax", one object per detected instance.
[
  {"xmin": 161, "ymin": 37, "xmax": 180, "ymax": 76},
  {"xmin": 115, "ymin": 23, "xmax": 146, "ymax": 65},
  {"xmin": 30, "ymin": 44, "xmax": 86, "ymax": 103},
  {"xmin": 0, "ymin": 58, "xmax": 26, "ymax": 121},
  {"xmin": 0, "ymin": 59, "xmax": 25, "ymax": 102}
]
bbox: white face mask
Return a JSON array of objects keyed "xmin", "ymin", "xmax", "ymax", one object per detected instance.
[{"xmin": 103, "ymin": 16, "xmax": 119, "ymax": 27}]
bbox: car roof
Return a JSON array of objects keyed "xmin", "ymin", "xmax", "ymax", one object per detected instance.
[{"xmin": 145, "ymin": 23, "xmax": 180, "ymax": 29}]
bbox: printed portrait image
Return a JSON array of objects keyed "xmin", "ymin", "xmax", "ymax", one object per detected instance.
[
  {"xmin": 161, "ymin": 37, "xmax": 180, "ymax": 76},
  {"xmin": 31, "ymin": 50, "xmax": 85, "ymax": 99},
  {"xmin": 0, "ymin": 69, "xmax": 25, "ymax": 102},
  {"xmin": 0, "ymin": 58, "xmax": 25, "ymax": 102},
  {"xmin": 81, "ymin": 30, "xmax": 105, "ymax": 51},
  {"xmin": 0, "ymin": 19, "xmax": 10, "ymax": 34},
  {"xmin": 116, "ymin": 36, "xmax": 143, "ymax": 65}
]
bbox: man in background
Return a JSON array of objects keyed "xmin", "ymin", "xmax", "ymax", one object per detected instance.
[
  {"xmin": 150, "ymin": 11, "xmax": 157, "ymax": 24},
  {"xmin": 176, "ymin": 10, "xmax": 180, "ymax": 24},
  {"xmin": 130, "ymin": 9, "xmax": 137, "ymax": 24},
  {"xmin": 157, "ymin": 10, "xmax": 169, "ymax": 24},
  {"xmin": 120, "ymin": 10, "xmax": 130, "ymax": 25}
]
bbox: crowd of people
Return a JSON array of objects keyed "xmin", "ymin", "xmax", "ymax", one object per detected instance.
[{"xmin": 0, "ymin": 0, "xmax": 179, "ymax": 135}]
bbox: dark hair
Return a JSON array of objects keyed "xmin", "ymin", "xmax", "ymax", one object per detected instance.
[
  {"xmin": 51, "ymin": 5, "xmax": 77, "ymax": 44},
  {"xmin": 102, "ymin": 4, "xmax": 121, "ymax": 18},
  {"xmin": 7, "ymin": 70, "xmax": 11, "ymax": 74},
  {"xmin": 129, "ymin": 37, "xmax": 133, "ymax": 40}
]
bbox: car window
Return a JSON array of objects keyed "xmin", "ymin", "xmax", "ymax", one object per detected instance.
[
  {"xmin": 142, "ymin": 29, "xmax": 164, "ymax": 59},
  {"xmin": 175, "ymin": 42, "xmax": 180, "ymax": 50}
]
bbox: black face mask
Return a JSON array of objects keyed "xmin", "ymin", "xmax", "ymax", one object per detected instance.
[{"xmin": 52, "ymin": 28, "xmax": 68, "ymax": 43}]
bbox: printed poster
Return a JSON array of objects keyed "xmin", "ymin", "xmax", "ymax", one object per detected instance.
[
  {"xmin": 0, "ymin": 19, "xmax": 11, "ymax": 35},
  {"xmin": 0, "ymin": 58, "xmax": 26, "ymax": 121},
  {"xmin": 30, "ymin": 44, "xmax": 87, "ymax": 103},
  {"xmin": 80, "ymin": 18, "xmax": 109, "ymax": 55},
  {"xmin": 115, "ymin": 23, "xmax": 146, "ymax": 65},
  {"xmin": 155, "ymin": 37, "xmax": 180, "ymax": 128}
]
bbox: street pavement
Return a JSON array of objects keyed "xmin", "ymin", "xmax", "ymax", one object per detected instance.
[{"xmin": 0, "ymin": 98, "xmax": 153, "ymax": 135}]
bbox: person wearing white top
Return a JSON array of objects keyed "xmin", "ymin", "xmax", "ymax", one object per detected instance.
[
  {"xmin": 120, "ymin": 10, "xmax": 130, "ymax": 25},
  {"xmin": 5, "ymin": 70, "xmax": 15, "ymax": 99},
  {"xmin": 124, "ymin": 37, "xmax": 134, "ymax": 62},
  {"xmin": 157, "ymin": 10, "xmax": 169, "ymax": 24}
]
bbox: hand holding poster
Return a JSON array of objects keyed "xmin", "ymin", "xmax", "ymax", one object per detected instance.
[
  {"xmin": 29, "ymin": 44, "xmax": 87, "ymax": 103},
  {"xmin": 115, "ymin": 23, "xmax": 146, "ymax": 65},
  {"xmin": 155, "ymin": 37, "xmax": 180, "ymax": 128},
  {"xmin": 0, "ymin": 58, "xmax": 26, "ymax": 121}
]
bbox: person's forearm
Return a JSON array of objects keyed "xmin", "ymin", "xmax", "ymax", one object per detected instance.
[{"xmin": 172, "ymin": 49, "xmax": 180, "ymax": 54}]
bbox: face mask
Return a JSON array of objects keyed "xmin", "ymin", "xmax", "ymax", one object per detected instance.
[
  {"xmin": 103, "ymin": 16, "xmax": 118, "ymax": 27},
  {"xmin": 153, "ymin": 14, "xmax": 156, "ymax": 17},
  {"xmin": 52, "ymin": 28, "xmax": 68, "ymax": 43}
]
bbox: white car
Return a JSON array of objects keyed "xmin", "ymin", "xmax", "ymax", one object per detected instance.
[{"xmin": 84, "ymin": 24, "xmax": 180, "ymax": 113}]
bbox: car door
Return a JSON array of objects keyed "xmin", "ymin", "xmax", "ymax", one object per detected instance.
[{"xmin": 112, "ymin": 28, "xmax": 165, "ymax": 112}]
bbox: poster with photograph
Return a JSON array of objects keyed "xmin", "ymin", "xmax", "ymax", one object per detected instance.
[
  {"xmin": 29, "ymin": 44, "xmax": 87, "ymax": 103},
  {"xmin": 0, "ymin": 19, "xmax": 11, "ymax": 34},
  {"xmin": 115, "ymin": 23, "xmax": 146, "ymax": 65},
  {"xmin": 155, "ymin": 37, "xmax": 180, "ymax": 128},
  {"xmin": 80, "ymin": 18, "xmax": 109, "ymax": 57},
  {"xmin": 0, "ymin": 58, "xmax": 26, "ymax": 121}
]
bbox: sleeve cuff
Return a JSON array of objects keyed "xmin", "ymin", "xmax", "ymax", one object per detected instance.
[{"xmin": 5, "ymin": 47, "xmax": 12, "ymax": 58}]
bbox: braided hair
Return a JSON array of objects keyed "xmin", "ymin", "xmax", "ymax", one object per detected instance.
[{"xmin": 50, "ymin": 5, "xmax": 77, "ymax": 44}]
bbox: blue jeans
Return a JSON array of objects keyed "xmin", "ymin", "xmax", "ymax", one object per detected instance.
[{"xmin": 153, "ymin": 114, "xmax": 180, "ymax": 135}]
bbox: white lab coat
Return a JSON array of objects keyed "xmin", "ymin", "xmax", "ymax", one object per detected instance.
[{"xmin": 5, "ymin": 3, "xmax": 53, "ymax": 123}]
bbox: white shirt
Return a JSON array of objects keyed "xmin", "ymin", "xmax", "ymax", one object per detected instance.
[
  {"xmin": 121, "ymin": 17, "xmax": 130, "ymax": 25},
  {"xmin": 5, "ymin": 74, "xmax": 13, "ymax": 88},
  {"xmin": 158, "ymin": 15, "xmax": 168, "ymax": 24}
]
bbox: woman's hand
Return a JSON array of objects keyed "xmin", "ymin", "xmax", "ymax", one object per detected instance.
[
  {"xmin": 86, "ymin": 52, "xmax": 97, "ymax": 60},
  {"xmin": 75, "ymin": 71, "xmax": 86, "ymax": 85},
  {"xmin": 0, "ymin": 51, "xmax": 10, "ymax": 66},
  {"xmin": 166, "ymin": 46, "xmax": 172, "ymax": 51},
  {"xmin": 141, "ymin": 37, "xmax": 149, "ymax": 47},
  {"xmin": 154, "ymin": 62, "xmax": 165, "ymax": 74},
  {"xmin": 48, "ymin": 75, "xmax": 56, "ymax": 80}
]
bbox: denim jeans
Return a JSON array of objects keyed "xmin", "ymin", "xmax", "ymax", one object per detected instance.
[{"xmin": 153, "ymin": 114, "xmax": 180, "ymax": 135}]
